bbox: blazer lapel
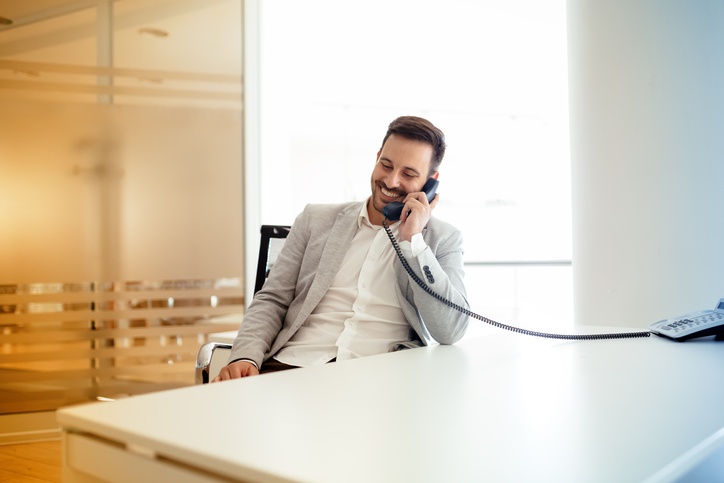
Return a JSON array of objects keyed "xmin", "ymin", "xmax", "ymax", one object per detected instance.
[{"xmin": 292, "ymin": 204, "xmax": 360, "ymax": 327}]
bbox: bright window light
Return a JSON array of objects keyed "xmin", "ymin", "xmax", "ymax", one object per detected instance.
[{"xmin": 257, "ymin": 0, "xmax": 572, "ymax": 332}]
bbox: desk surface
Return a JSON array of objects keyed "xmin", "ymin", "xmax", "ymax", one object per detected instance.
[{"xmin": 58, "ymin": 332, "xmax": 724, "ymax": 482}]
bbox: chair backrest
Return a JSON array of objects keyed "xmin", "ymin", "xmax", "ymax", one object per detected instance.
[
  {"xmin": 195, "ymin": 225, "xmax": 290, "ymax": 384},
  {"xmin": 254, "ymin": 225, "xmax": 291, "ymax": 295}
]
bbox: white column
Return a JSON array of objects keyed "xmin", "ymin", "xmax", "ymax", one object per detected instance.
[
  {"xmin": 243, "ymin": 0, "xmax": 262, "ymax": 307},
  {"xmin": 567, "ymin": 0, "xmax": 724, "ymax": 327}
]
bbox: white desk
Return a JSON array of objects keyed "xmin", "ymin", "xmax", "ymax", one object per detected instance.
[{"xmin": 58, "ymin": 332, "xmax": 724, "ymax": 482}]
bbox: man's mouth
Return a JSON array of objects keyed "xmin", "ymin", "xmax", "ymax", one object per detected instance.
[{"xmin": 379, "ymin": 184, "xmax": 404, "ymax": 201}]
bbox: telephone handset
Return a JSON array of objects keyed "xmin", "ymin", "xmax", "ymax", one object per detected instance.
[
  {"xmin": 649, "ymin": 298, "xmax": 724, "ymax": 341},
  {"xmin": 382, "ymin": 178, "xmax": 439, "ymax": 222}
]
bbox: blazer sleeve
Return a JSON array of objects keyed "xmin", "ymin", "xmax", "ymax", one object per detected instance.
[
  {"xmin": 394, "ymin": 220, "xmax": 470, "ymax": 345},
  {"xmin": 225, "ymin": 201, "xmax": 359, "ymax": 367},
  {"xmin": 226, "ymin": 208, "xmax": 312, "ymax": 367}
]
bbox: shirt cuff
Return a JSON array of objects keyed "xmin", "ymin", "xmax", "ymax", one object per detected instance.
[{"xmin": 398, "ymin": 233, "xmax": 427, "ymax": 257}]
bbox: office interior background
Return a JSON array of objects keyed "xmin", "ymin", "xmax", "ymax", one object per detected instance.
[
  {"xmin": 1, "ymin": 0, "xmax": 570, "ymax": 432},
  {"xmin": 2, "ymin": 0, "xmax": 722, "ymax": 443}
]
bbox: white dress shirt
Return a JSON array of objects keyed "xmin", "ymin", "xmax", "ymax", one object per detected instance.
[{"xmin": 274, "ymin": 202, "xmax": 425, "ymax": 367}]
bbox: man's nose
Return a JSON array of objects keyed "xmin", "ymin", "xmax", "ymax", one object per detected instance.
[{"xmin": 386, "ymin": 171, "xmax": 403, "ymax": 188}]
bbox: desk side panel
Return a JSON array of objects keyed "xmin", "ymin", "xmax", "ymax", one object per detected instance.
[{"xmin": 63, "ymin": 432, "xmax": 235, "ymax": 483}]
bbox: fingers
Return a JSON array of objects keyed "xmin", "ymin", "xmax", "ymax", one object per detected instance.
[
  {"xmin": 211, "ymin": 360, "xmax": 260, "ymax": 382},
  {"xmin": 400, "ymin": 191, "xmax": 436, "ymax": 222},
  {"xmin": 407, "ymin": 191, "xmax": 438, "ymax": 210},
  {"xmin": 398, "ymin": 192, "xmax": 438, "ymax": 242}
]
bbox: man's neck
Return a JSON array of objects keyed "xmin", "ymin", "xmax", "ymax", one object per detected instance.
[{"xmin": 366, "ymin": 197, "xmax": 385, "ymax": 226}]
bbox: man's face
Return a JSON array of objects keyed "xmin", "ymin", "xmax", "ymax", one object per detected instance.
[{"xmin": 369, "ymin": 134, "xmax": 437, "ymax": 222}]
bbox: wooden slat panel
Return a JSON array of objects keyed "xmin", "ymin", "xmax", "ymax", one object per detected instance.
[
  {"xmin": 1, "ymin": 322, "xmax": 240, "ymax": 343},
  {"xmin": 0, "ymin": 287, "xmax": 242, "ymax": 304},
  {"xmin": 0, "ymin": 343, "xmax": 232, "ymax": 364},
  {"xmin": 0, "ymin": 363, "xmax": 197, "ymax": 384},
  {"xmin": 0, "ymin": 278, "xmax": 245, "ymax": 415},
  {"xmin": 0, "ymin": 306, "xmax": 243, "ymax": 325},
  {"xmin": 0, "ymin": 373, "xmax": 193, "ymax": 414}
]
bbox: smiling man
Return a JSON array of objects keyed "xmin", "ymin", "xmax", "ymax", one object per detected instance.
[{"xmin": 215, "ymin": 116, "xmax": 470, "ymax": 380}]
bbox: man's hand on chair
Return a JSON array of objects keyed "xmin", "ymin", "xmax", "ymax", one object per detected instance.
[{"xmin": 212, "ymin": 360, "xmax": 259, "ymax": 382}]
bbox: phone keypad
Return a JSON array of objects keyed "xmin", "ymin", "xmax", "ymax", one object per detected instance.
[{"xmin": 662, "ymin": 312, "xmax": 724, "ymax": 334}]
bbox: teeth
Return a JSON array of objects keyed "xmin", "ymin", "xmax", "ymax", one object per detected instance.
[{"xmin": 381, "ymin": 187, "xmax": 402, "ymax": 198}]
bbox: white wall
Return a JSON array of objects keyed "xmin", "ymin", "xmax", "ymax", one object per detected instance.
[{"xmin": 568, "ymin": 0, "xmax": 724, "ymax": 327}]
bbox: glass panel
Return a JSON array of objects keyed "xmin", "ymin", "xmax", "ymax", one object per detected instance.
[
  {"xmin": 0, "ymin": 0, "xmax": 243, "ymax": 416},
  {"xmin": 0, "ymin": 99, "xmax": 243, "ymax": 282}
]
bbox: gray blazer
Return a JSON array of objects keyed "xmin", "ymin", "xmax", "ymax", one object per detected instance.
[{"xmin": 229, "ymin": 201, "xmax": 470, "ymax": 367}]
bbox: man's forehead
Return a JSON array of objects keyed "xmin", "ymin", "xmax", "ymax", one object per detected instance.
[{"xmin": 380, "ymin": 135, "xmax": 433, "ymax": 169}]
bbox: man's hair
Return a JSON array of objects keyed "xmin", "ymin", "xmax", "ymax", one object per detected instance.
[{"xmin": 380, "ymin": 116, "xmax": 446, "ymax": 176}]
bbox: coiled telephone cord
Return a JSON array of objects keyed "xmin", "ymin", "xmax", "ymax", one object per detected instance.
[{"xmin": 383, "ymin": 220, "xmax": 651, "ymax": 341}]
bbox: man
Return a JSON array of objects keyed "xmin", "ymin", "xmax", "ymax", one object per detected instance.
[{"xmin": 214, "ymin": 115, "xmax": 469, "ymax": 380}]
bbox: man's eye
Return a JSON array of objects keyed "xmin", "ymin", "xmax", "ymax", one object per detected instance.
[{"xmin": 403, "ymin": 172, "xmax": 417, "ymax": 179}]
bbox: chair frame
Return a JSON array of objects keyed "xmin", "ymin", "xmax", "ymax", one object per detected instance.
[{"xmin": 194, "ymin": 342, "xmax": 232, "ymax": 384}]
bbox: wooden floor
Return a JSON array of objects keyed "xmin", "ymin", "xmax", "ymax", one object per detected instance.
[{"xmin": 0, "ymin": 440, "xmax": 61, "ymax": 482}]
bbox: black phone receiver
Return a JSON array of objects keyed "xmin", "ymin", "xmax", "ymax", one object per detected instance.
[{"xmin": 382, "ymin": 178, "xmax": 439, "ymax": 221}]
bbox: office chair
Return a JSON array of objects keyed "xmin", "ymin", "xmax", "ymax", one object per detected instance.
[{"xmin": 194, "ymin": 225, "xmax": 290, "ymax": 384}]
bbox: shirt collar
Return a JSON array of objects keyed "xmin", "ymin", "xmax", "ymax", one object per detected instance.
[{"xmin": 358, "ymin": 198, "xmax": 399, "ymax": 230}]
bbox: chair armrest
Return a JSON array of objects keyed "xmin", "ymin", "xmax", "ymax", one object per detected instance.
[{"xmin": 195, "ymin": 342, "xmax": 232, "ymax": 384}]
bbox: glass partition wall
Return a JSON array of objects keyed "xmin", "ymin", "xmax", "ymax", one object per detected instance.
[{"xmin": 0, "ymin": 0, "xmax": 244, "ymax": 430}]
